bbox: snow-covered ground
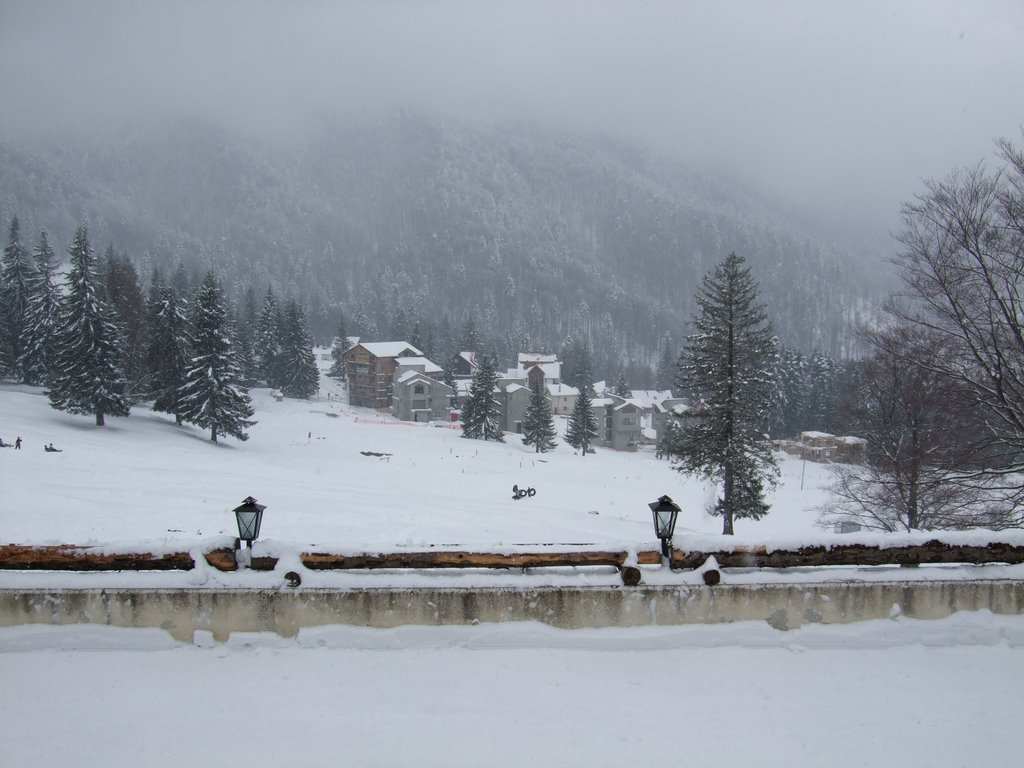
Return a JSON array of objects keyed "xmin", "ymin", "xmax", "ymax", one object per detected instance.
[
  {"xmin": 4, "ymin": 374, "xmax": 1023, "ymax": 765},
  {"xmin": 0, "ymin": 375, "xmax": 835, "ymax": 555},
  {"xmin": 2, "ymin": 614, "xmax": 1023, "ymax": 767}
]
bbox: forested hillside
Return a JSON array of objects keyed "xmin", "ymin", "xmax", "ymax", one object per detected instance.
[{"xmin": 0, "ymin": 112, "xmax": 884, "ymax": 382}]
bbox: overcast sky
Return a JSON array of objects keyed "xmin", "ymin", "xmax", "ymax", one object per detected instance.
[{"xmin": 1, "ymin": 0, "xmax": 1021, "ymax": 240}]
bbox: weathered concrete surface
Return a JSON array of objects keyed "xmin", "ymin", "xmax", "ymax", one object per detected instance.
[{"xmin": 2, "ymin": 582, "xmax": 1022, "ymax": 643}]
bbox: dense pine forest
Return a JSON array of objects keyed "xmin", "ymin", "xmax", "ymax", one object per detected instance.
[{"xmin": 0, "ymin": 112, "xmax": 885, "ymax": 387}]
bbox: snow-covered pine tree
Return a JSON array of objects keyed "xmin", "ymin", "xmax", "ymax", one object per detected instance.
[
  {"xmin": 655, "ymin": 334, "xmax": 677, "ymax": 393},
  {"xmin": 178, "ymin": 272, "xmax": 255, "ymax": 442},
  {"xmin": 231, "ymin": 290, "xmax": 258, "ymax": 388},
  {"xmin": 442, "ymin": 358, "xmax": 458, "ymax": 408},
  {"xmin": 460, "ymin": 354, "xmax": 504, "ymax": 442},
  {"xmin": 612, "ymin": 372, "xmax": 630, "ymax": 398},
  {"xmin": 672, "ymin": 252, "xmax": 778, "ymax": 534},
  {"xmin": 327, "ymin": 314, "xmax": 349, "ymax": 379},
  {"xmin": 655, "ymin": 414, "xmax": 682, "ymax": 460},
  {"xmin": 1, "ymin": 216, "xmax": 36, "ymax": 379},
  {"xmin": 145, "ymin": 280, "xmax": 190, "ymax": 423},
  {"xmin": 278, "ymin": 296, "xmax": 319, "ymax": 398},
  {"xmin": 254, "ymin": 287, "xmax": 283, "ymax": 387},
  {"xmin": 565, "ymin": 386, "xmax": 598, "ymax": 455},
  {"xmin": 102, "ymin": 246, "xmax": 147, "ymax": 399},
  {"xmin": 521, "ymin": 380, "xmax": 557, "ymax": 453},
  {"xmin": 17, "ymin": 230, "xmax": 60, "ymax": 386},
  {"xmin": 47, "ymin": 224, "xmax": 130, "ymax": 426}
]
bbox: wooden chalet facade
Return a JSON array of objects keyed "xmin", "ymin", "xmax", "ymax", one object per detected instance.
[{"xmin": 345, "ymin": 341, "xmax": 423, "ymax": 410}]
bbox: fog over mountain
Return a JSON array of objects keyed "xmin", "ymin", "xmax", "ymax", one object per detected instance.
[{"xmin": 1, "ymin": 0, "xmax": 1021, "ymax": 375}]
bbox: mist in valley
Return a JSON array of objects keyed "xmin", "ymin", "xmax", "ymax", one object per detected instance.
[{"xmin": 1, "ymin": 0, "xmax": 1021, "ymax": 375}]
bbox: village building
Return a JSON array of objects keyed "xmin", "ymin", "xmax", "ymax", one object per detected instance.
[
  {"xmin": 778, "ymin": 431, "xmax": 867, "ymax": 464},
  {"xmin": 449, "ymin": 350, "xmax": 478, "ymax": 379},
  {"xmin": 391, "ymin": 356, "xmax": 452, "ymax": 422},
  {"xmin": 344, "ymin": 341, "xmax": 423, "ymax": 410}
]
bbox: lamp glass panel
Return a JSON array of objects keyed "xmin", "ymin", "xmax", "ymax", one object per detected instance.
[
  {"xmin": 654, "ymin": 507, "xmax": 677, "ymax": 537},
  {"xmin": 236, "ymin": 509, "xmax": 261, "ymax": 540}
]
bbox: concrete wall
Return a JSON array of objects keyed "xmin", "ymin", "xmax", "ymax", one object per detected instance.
[{"xmin": 3, "ymin": 581, "xmax": 1023, "ymax": 643}]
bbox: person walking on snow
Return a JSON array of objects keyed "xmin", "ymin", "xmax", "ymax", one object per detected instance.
[{"xmin": 14, "ymin": 436, "xmax": 21, "ymax": 449}]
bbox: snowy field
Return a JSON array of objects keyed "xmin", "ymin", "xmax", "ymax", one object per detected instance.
[
  {"xmin": 3, "ymin": 374, "xmax": 1024, "ymax": 766},
  {"xmin": 0, "ymin": 374, "xmax": 835, "ymax": 556}
]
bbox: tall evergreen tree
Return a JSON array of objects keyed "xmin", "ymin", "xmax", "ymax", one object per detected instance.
[
  {"xmin": 565, "ymin": 386, "xmax": 599, "ymax": 455},
  {"xmin": 1, "ymin": 216, "xmax": 36, "ymax": 379},
  {"xmin": 560, "ymin": 336, "xmax": 594, "ymax": 395},
  {"xmin": 145, "ymin": 279, "xmax": 190, "ymax": 423},
  {"xmin": 278, "ymin": 296, "xmax": 320, "ymax": 398},
  {"xmin": 612, "ymin": 371, "xmax": 630, "ymax": 398},
  {"xmin": 672, "ymin": 252, "xmax": 778, "ymax": 534},
  {"xmin": 327, "ymin": 314, "xmax": 349, "ymax": 380},
  {"xmin": 775, "ymin": 345, "xmax": 808, "ymax": 437},
  {"xmin": 234, "ymin": 286, "xmax": 259, "ymax": 386},
  {"xmin": 805, "ymin": 351, "xmax": 839, "ymax": 432},
  {"xmin": 521, "ymin": 381, "xmax": 558, "ymax": 453},
  {"xmin": 460, "ymin": 354, "xmax": 504, "ymax": 442},
  {"xmin": 102, "ymin": 246, "xmax": 147, "ymax": 399},
  {"xmin": 655, "ymin": 334, "xmax": 677, "ymax": 393},
  {"xmin": 47, "ymin": 225, "xmax": 130, "ymax": 426},
  {"xmin": 458, "ymin": 309, "xmax": 482, "ymax": 353},
  {"xmin": 178, "ymin": 272, "xmax": 255, "ymax": 442},
  {"xmin": 254, "ymin": 287, "xmax": 283, "ymax": 387},
  {"xmin": 17, "ymin": 230, "xmax": 60, "ymax": 385}
]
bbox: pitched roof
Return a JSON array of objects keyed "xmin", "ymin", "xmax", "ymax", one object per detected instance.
[
  {"xmin": 396, "ymin": 356, "xmax": 442, "ymax": 374},
  {"xmin": 357, "ymin": 341, "xmax": 423, "ymax": 359}
]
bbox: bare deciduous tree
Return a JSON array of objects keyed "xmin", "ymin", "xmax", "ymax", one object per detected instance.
[
  {"xmin": 891, "ymin": 135, "xmax": 1024, "ymax": 488},
  {"xmin": 818, "ymin": 323, "xmax": 1019, "ymax": 532}
]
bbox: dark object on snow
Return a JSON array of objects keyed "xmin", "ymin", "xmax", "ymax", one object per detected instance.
[
  {"xmin": 620, "ymin": 566, "xmax": 642, "ymax": 586},
  {"xmin": 702, "ymin": 569, "xmax": 722, "ymax": 586},
  {"xmin": 512, "ymin": 484, "xmax": 537, "ymax": 500},
  {"xmin": 14, "ymin": 436, "xmax": 21, "ymax": 449},
  {"xmin": 360, "ymin": 450, "xmax": 392, "ymax": 458},
  {"xmin": 284, "ymin": 571, "xmax": 302, "ymax": 588},
  {"xmin": 44, "ymin": 443, "xmax": 62, "ymax": 452}
]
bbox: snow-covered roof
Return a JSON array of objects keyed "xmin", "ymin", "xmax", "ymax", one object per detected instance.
[
  {"xmin": 838, "ymin": 436, "xmax": 867, "ymax": 445},
  {"xmin": 546, "ymin": 383, "xmax": 578, "ymax": 397},
  {"xmin": 517, "ymin": 352, "xmax": 558, "ymax": 366},
  {"xmin": 591, "ymin": 397, "xmax": 614, "ymax": 408},
  {"xmin": 628, "ymin": 390, "xmax": 673, "ymax": 409},
  {"xmin": 505, "ymin": 383, "xmax": 527, "ymax": 393},
  {"xmin": 396, "ymin": 356, "xmax": 442, "ymax": 374},
  {"xmin": 801, "ymin": 431, "xmax": 835, "ymax": 439},
  {"xmin": 396, "ymin": 371, "xmax": 452, "ymax": 390},
  {"xmin": 358, "ymin": 341, "xmax": 423, "ymax": 359}
]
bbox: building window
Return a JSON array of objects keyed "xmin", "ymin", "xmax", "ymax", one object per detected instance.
[
  {"xmin": 623, "ymin": 416, "xmax": 636, "ymax": 426},
  {"xmin": 414, "ymin": 383, "xmax": 425, "ymax": 395}
]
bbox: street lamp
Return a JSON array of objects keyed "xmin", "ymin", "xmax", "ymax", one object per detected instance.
[
  {"xmin": 649, "ymin": 494, "xmax": 680, "ymax": 561},
  {"xmin": 233, "ymin": 496, "xmax": 266, "ymax": 550}
]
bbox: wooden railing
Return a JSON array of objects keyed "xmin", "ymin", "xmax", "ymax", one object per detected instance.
[{"xmin": 3, "ymin": 540, "xmax": 1024, "ymax": 587}]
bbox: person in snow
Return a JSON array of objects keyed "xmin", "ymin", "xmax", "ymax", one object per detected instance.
[
  {"xmin": 15, "ymin": 436, "xmax": 21, "ymax": 449},
  {"xmin": 44, "ymin": 442, "xmax": 62, "ymax": 453}
]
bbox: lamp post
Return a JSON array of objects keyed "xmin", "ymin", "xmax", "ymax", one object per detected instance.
[
  {"xmin": 649, "ymin": 494, "xmax": 680, "ymax": 563},
  {"xmin": 233, "ymin": 496, "xmax": 266, "ymax": 556}
]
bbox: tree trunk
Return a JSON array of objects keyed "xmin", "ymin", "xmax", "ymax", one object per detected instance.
[
  {"xmin": 722, "ymin": 464, "xmax": 735, "ymax": 535},
  {"xmin": 210, "ymin": 426, "xmax": 218, "ymax": 443},
  {"xmin": 96, "ymin": 411, "xmax": 105, "ymax": 427}
]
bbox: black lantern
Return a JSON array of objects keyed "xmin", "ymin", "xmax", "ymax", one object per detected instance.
[
  {"xmin": 649, "ymin": 494, "xmax": 680, "ymax": 559},
  {"xmin": 233, "ymin": 496, "xmax": 266, "ymax": 549}
]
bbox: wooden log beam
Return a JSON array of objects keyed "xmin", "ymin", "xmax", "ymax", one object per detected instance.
[
  {"xmin": 0, "ymin": 544, "xmax": 194, "ymax": 571},
  {"xmin": 301, "ymin": 550, "xmax": 650, "ymax": 570},
  {"xmin": 671, "ymin": 540, "xmax": 1024, "ymax": 569}
]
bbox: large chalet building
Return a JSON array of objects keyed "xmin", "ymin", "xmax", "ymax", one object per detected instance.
[{"xmin": 344, "ymin": 341, "xmax": 423, "ymax": 410}]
